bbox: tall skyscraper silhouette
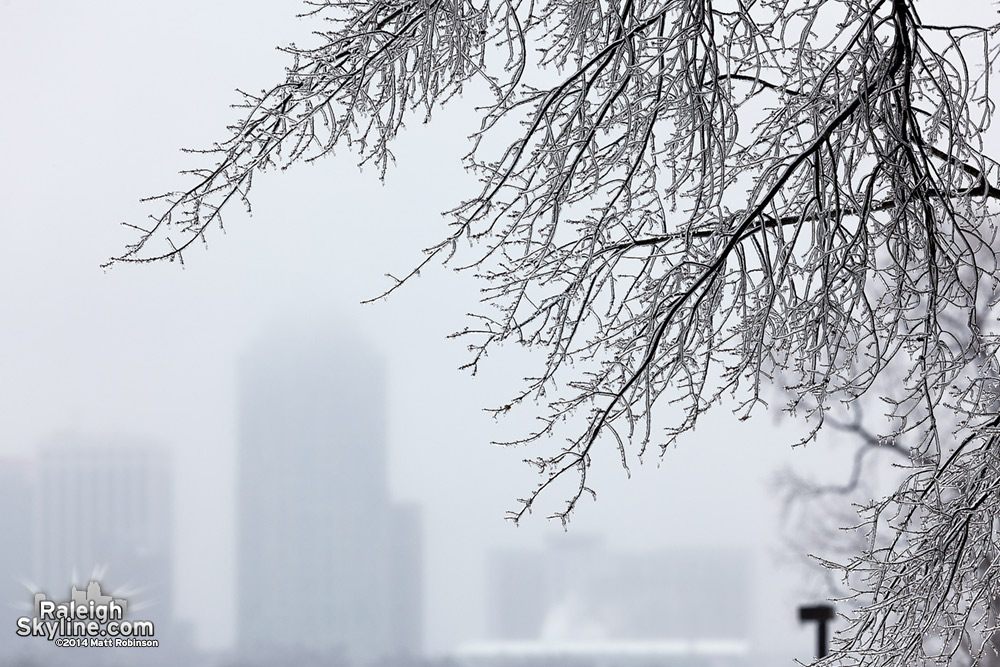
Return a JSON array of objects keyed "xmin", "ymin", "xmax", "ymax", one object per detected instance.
[{"xmin": 237, "ymin": 330, "xmax": 421, "ymax": 664}]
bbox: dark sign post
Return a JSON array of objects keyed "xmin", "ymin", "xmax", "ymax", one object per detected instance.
[{"xmin": 799, "ymin": 604, "xmax": 835, "ymax": 659}]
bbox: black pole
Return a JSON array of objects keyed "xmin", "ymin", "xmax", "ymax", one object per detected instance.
[{"xmin": 799, "ymin": 604, "xmax": 835, "ymax": 659}]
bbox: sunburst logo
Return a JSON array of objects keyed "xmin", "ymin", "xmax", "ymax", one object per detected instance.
[{"xmin": 14, "ymin": 579, "xmax": 158, "ymax": 648}]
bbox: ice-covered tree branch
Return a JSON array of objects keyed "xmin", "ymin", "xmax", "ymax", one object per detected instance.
[{"xmin": 114, "ymin": 3, "xmax": 1000, "ymax": 664}]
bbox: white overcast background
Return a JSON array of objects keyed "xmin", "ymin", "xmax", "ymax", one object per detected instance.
[{"xmin": 0, "ymin": 0, "xmax": 899, "ymax": 660}]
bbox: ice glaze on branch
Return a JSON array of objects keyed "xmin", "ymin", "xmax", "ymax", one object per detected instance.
[
  {"xmin": 112, "ymin": 0, "xmax": 1000, "ymax": 516},
  {"xmin": 114, "ymin": 4, "xmax": 1000, "ymax": 662}
]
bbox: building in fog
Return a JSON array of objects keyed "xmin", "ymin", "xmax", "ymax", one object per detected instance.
[
  {"xmin": 455, "ymin": 639, "xmax": 749, "ymax": 667},
  {"xmin": 467, "ymin": 540, "xmax": 751, "ymax": 667},
  {"xmin": 0, "ymin": 459, "xmax": 35, "ymax": 656},
  {"xmin": 0, "ymin": 440, "xmax": 200, "ymax": 667},
  {"xmin": 236, "ymin": 329, "xmax": 422, "ymax": 664},
  {"xmin": 33, "ymin": 437, "xmax": 174, "ymax": 628},
  {"xmin": 487, "ymin": 539, "xmax": 751, "ymax": 642}
]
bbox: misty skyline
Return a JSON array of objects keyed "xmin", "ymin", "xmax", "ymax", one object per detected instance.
[{"xmin": 0, "ymin": 1, "xmax": 866, "ymax": 662}]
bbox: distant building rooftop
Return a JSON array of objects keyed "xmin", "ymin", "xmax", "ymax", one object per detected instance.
[{"xmin": 454, "ymin": 639, "xmax": 750, "ymax": 667}]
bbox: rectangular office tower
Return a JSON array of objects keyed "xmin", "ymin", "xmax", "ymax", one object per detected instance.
[
  {"xmin": 34, "ymin": 438, "xmax": 174, "ymax": 630},
  {"xmin": 237, "ymin": 330, "xmax": 421, "ymax": 664}
]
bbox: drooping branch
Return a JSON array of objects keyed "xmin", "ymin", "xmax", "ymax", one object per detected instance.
[{"xmin": 112, "ymin": 1, "xmax": 1000, "ymax": 522}]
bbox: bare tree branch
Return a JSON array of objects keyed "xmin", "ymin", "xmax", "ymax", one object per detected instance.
[{"xmin": 112, "ymin": 3, "xmax": 1000, "ymax": 665}]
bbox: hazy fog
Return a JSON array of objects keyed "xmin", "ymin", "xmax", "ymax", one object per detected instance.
[{"xmin": 0, "ymin": 1, "xmax": 875, "ymax": 663}]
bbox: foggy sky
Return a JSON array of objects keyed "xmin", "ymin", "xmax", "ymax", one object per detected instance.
[{"xmin": 0, "ymin": 0, "xmax": 888, "ymax": 660}]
